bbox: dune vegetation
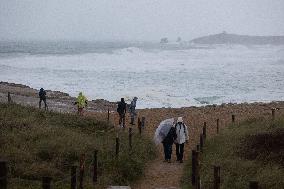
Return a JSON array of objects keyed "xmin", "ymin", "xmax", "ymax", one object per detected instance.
[
  {"xmin": 181, "ymin": 117, "xmax": 284, "ymax": 189},
  {"xmin": 0, "ymin": 103, "xmax": 156, "ymax": 189}
]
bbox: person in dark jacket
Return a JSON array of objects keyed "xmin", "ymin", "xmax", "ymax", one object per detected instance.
[
  {"xmin": 162, "ymin": 125, "xmax": 177, "ymax": 163},
  {"xmin": 117, "ymin": 98, "xmax": 127, "ymax": 128},
  {"xmin": 38, "ymin": 88, "xmax": 47, "ymax": 110}
]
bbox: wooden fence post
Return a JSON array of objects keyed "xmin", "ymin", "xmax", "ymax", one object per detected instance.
[
  {"xmin": 199, "ymin": 134, "xmax": 204, "ymax": 152},
  {"xmin": 79, "ymin": 154, "xmax": 85, "ymax": 189},
  {"xmin": 216, "ymin": 119, "xmax": 219, "ymax": 134},
  {"xmin": 249, "ymin": 181, "xmax": 258, "ymax": 189},
  {"xmin": 196, "ymin": 151, "xmax": 200, "ymax": 189},
  {"xmin": 213, "ymin": 166, "xmax": 220, "ymax": 189},
  {"xmin": 42, "ymin": 177, "xmax": 52, "ymax": 189},
  {"xmin": 116, "ymin": 136, "xmax": 119, "ymax": 157},
  {"xmin": 107, "ymin": 108, "xmax": 110, "ymax": 123},
  {"xmin": 232, "ymin": 114, "xmax": 235, "ymax": 124},
  {"xmin": 71, "ymin": 166, "xmax": 77, "ymax": 189},
  {"xmin": 203, "ymin": 122, "xmax": 207, "ymax": 139},
  {"xmin": 0, "ymin": 160, "xmax": 7, "ymax": 189},
  {"xmin": 7, "ymin": 92, "xmax": 11, "ymax": 104},
  {"xmin": 196, "ymin": 145, "xmax": 200, "ymax": 152},
  {"xmin": 129, "ymin": 127, "xmax": 132, "ymax": 150},
  {"xmin": 141, "ymin": 117, "xmax": 145, "ymax": 129},
  {"xmin": 271, "ymin": 108, "xmax": 275, "ymax": 120},
  {"xmin": 138, "ymin": 117, "xmax": 142, "ymax": 135},
  {"xmin": 191, "ymin": 150, "xmax": 197, "ymax": 186},
  {"xmin": 93, "ymin": 150, "xmax": 98, "ymax": 183}
]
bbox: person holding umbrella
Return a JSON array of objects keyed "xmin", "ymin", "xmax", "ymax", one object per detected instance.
[{"xmin": 154, "ymin": 118, "xmax": 177, "ymax": 163}]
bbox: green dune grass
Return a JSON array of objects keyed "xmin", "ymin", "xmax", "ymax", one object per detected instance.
[
  {"xmin": 181, "ymin": 117, "xmax": 284, "ymax": 189},
  {"xmin": 0, "ymin": 103, "xmax": 156, "ymax": 189}
]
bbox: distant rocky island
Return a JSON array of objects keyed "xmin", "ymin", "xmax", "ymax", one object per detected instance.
[{"xmin": 190, "ymin": 32, "xmax": 284, "ymax": 45}]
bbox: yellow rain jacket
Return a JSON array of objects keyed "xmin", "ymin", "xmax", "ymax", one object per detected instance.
[{"xmin": 77, "ymin": 92, "xmax": 87, "ymax": 108}]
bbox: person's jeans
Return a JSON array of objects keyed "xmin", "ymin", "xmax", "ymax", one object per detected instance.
[
  {"xmin": 39, "ymin": 98, "xmax": 47, "ymax": 110},
  {"xmin": 163, "ymin": 143, "xmax": 173, "ymax": 160},
  {"xmin": 175, "ymin": 143, "xmax": 185, "ymax": 161},
  {"xmin": 119, "ymin": 113, "xmax": 125, "ymax": 127}
]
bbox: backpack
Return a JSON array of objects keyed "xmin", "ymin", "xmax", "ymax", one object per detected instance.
[
  {"xmin": 39, "ymin": 89, "xmax": 46, "ymax": 98},
  {"xmin": 175, "ymin": 123, "xmax": 186, "ymax": 135},
  {"xmin": 117, "ymin": 102, "xmax": 126, "ymax": 113}
]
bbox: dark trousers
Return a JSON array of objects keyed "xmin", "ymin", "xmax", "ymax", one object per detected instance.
[
  {"xmin": 119, "ymin": 113, "xmax": 125, "ymax": 127},
  {"xmin": 39, "ymin": 98, "xmax": 47, "ymax": 110},
  {"xmin": 176, "ymin": 143, "xmax": 185, "ymax": 161},
  {"xmin": 163, "ymin": 143, "xmax": 173, "ymax": 160}
]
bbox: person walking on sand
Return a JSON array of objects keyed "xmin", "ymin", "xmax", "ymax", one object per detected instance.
[
  {"xmin": 117, "ymin": 98, "xmax": 127, "ymax": 128},
  {"xmin": 39, "ymin": 88, "xmax": 48, "ymax": 110},
  {"xmin": 75, "ymin": 92, "xmax": 88, "ymax": 115},
  {"xmin": 162, "ymin": 122, "xmax": 177, "ymax": 163},
  {"xmin": 175, "ymin": 117, "xmax": 189, "ymax": 163},
  {"xmin": 129, "ymin": 97, "xmax": 138, "ymax": 125}
]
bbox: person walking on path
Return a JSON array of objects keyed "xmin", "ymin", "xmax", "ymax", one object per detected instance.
[
  {"xmin": 129, "ymin": 97, "xmax": 138, "ymax": 125},
  {"xmin": 174, "ymin": 117, "xmax": 189, "ymax": 163},
  {"xmin": 162, "ymin": 123, "xmax": 177, "ymax": 163},
  {"xmin": 38, "ymin": 88, "xmax": 48, "ymax": 110},
  {"xmin": 117, "ymin": 98, "xmax": 127, "ymax": 128},
  {"xmin": 75, "ymin": 92, "xmax": 88, "ymax": 116}
]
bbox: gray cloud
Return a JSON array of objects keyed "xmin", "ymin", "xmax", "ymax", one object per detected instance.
[{"xmin": 0, "ymin": 0, "xmax": 284, "ymax": 41}]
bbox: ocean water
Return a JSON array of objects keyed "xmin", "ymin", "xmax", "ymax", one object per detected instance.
[{"xmin": 0, "ymin": 41, "xmax": 283, "ymax": 108}]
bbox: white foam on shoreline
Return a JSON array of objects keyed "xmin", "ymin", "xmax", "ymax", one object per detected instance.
[{"xmin": 0, "ymin": 45, "xmax": 284, "ymax": 108}]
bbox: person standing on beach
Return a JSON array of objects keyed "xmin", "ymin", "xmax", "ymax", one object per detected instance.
[
  {"xmin": 75, "ymin": 92, "xmax": 88, "ymax": 115},
  {"xmin": 175, "ymin": 117, "xmax": 189, "ymax": 163},
  {"xmin": 162, "ymin": 123, "xmax": 177, "ymax": 163},
  {"xmin": 39, "ymin": 88, "xmax": 48, "ymax": 110},
  {"xmin": 129, "ymin": 97, "xmax": 138, "ymax": 125},
  {"xmin": 117, "ymin": 98, "xmax": 127, "ymax": 128}
]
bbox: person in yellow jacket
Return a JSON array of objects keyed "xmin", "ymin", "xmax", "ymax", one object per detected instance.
[{"xmin": 74, "ymin": 92, "xmax": 88, "ymax": 115}]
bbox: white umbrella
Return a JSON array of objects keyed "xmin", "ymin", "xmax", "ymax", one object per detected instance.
[{"xmin": 154, "ymin": 118, "xmax": 175, "ymax": 144}]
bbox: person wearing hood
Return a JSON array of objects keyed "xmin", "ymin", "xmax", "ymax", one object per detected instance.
[
  {"xmin": 174, "ymin": 117, "xmax": 189, "ymax": 163},
  {"xmin": 129, "ymin": 97, "xmax": 138, "ymax": 125},
  {"xmin": 38, "ymin": 88, "xmax": 48, "ymax": 110},
  {"xmin": 117, "ymin": 98, "xmax": 127, "ymax": 128},
  {"xmin": 75, "ymin": 92, "xmax": 88, "ymax": 115}
]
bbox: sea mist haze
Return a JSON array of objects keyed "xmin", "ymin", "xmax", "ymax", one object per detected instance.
[{"xmin": 0, "ymin": 42, "xmax": 283, "ymax": 108}]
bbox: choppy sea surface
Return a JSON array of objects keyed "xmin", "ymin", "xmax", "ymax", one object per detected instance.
[{"xmin": 0, "ymin": 41, "xmax": 283, "ymax": 108}]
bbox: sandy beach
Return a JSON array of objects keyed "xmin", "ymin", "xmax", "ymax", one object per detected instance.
[{"xmin": 1, "ymin": 81, "xmax": 284, "ymax": 189}]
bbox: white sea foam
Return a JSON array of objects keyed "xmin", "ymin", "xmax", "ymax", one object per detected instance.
[{"xmin": 0, "ymin": 43, "xmax": 283, "ymax": 108}]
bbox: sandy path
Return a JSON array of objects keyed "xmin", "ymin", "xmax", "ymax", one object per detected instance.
[{"xmin": 131, "ymin": 103, "xmax": 284, "ymax": 189}]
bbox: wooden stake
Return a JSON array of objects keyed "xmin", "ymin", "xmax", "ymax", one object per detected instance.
[
  {"xmin": 213, "ymin": 166, "xmax": 220, "ymax": 189},
  {"xmin": 249, "ymin": 181, "xmax": 258, "ymax": 189},
  {"xmin": 203, "ymin": 122, "xmax": 207, "ymax": 139},
  {"xmin": 7, "ymin": 92, "xmax": 11, "ymax": 103},
  {"xmin": 107, "ymin": 108, "xmax": 110, "ymax": 122},
  {"xmin": 232, "ymin": 114, "xmax": 235, "ymax": 124},
  {"xmin": 0, "ymin": 161, "xmax": 7, "ymax": 189},
  {"xmin": 271, "ymin": 108, "xmax": 275, "ymax": 120},
  {"xmin": 71, "ymin": 166, "xmax": 77, "ymax": 189},
  {"xmin": 42, "ymin": 177, "xmax": 52, "ymax": 189}
]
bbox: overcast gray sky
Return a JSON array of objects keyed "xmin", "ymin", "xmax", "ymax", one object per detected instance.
[{"xmin": 0, "ymin": 0, "xmax": 284, "ymax": 41}]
